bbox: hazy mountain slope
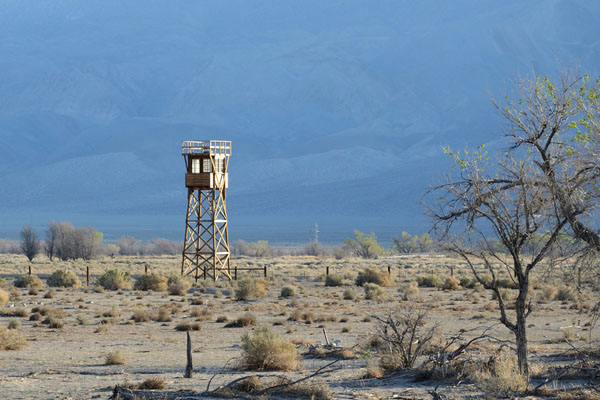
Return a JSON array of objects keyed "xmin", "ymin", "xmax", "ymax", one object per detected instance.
[{"xmin": 0, "ymin": 0, "xmax": 599, "ymax": 242}]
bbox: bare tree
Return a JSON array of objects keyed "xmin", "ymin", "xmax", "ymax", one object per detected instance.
[
  {"xmin": 118, "ymin": 236, "xmax": 139, "ymax": 256},
  {"xmin": 426, "ymin": 74, "xmax": 600, "ymax": 375},
  {"xmin": 20, "ymin": 225, "xmax": 41, "ymax": 262},
  {"xmin": 45, "ymin": 220, "xmax": 60, "ymax": 261}
]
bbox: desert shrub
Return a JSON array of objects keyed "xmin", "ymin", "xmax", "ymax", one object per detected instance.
[
  {"xmin": 190, "ymin": 307, "xmax": 212, "ymax": 321},
  {"xmin": 175, "ymin": 322, "xmax": 202, "ymax": 331},
  {"xmin": 343, "ymin": 289, "xmax": 355, "ymax": 300},
  {"xmin": 103, "ymin": 305, "xmax": 122, "ymax": 318},
  {"xmin": 556, "ymin": 286, "xmax": 575, "ymax": 301},
  {"xmin": 541, "ymin": 285, "xmax": 557, "ymax": 301},
  {"xmin": 96, "ymin": 269, "xmax": 131, "ymax": 290},
  {"xmin": 8, "ymin": 319, "xmax": 21, "ymax": 329},
  {"xmin": 131, "ymin": 309, "xmax": 151, "ymax": 323},
  {"xmin": 364, "ymin": 283, "xmax": 386, "ymax": 300},
  {"xmin": 226, "ymin": 312, "xmax": 258, "ymax": 328},
  {"xmin": 459, "ymin": 276, "xmax": 476, "ymax": 289},
  {"xmin": 0, "ymin": 307, "xmax": 28, "ymax": 317},
  {"xmin": 13, "ymin": 274, "xmax": 43, "ymax": 289},
  {"xmin": 153, "ymin": 307, "xmax": 172, "ymax": 322},
  {"xmin": 0, "ymin": 326, "xmax": 26, "ymax": 350},
  {"xmin": 0, "ymin": 289, "xmax": 8, "ymax": 305},
  {"xmin": 241, "ymin": 326, "xmax": 299, "ymax": 371},
  {"xmin": 442, "ymin": 276, "xmax": 461, "ymax": 291},
  {"xmin": 216, "ymin": 315, "xmax": 229, "ymax": 323},
  {"xmin": 417, "ymin": 274, "xmax": 442, "ymax": 288},
  {"xmin": 167, "ymin": 276, "xmax": 191, "ymax": 296},
  {"xmin": 471, "ymin": 355, "xmax": 527, "ymax": 394},
  {"xmin": 105, "ymin": 350, "xmax": 127, "ymax": 365},
  {"xmin": 496, "ymin": 278, "xmax": 517, "ymax": 289},
  {"xmin": 138, "ymin": 377, "xmax": 166, "ymax": 390},
  {"xmin": 47, "ymin": 270, "xmax": 81, "ymax": 288},
  {"xmin": 44, "ymin": 289, "xmax": 55, "ymax": 299},
  {"xmin": 375, "ymin": 306, "xmax": 436, "ymax": 370},
  {"xmin": 134, "ymin": 273, "xmax": 168, "ymax": 292},
  {"xmin": 280, "ymin": 286, "xmax": 296, "ymax": 298},
  {"xmin": 355, "ymin": 268, "xmax": 392, "ymax": 287},
  {"xmin": 399, "ymin": 281, "xmax": 422, "ymax": 301},
  {"xmin": 325, "ymin": 274, "xmax": 344, "ymax": 287},
  {"xmin": 43, "ymin": 314, "xmax": 64, "ymax": 329},
  {"xmin": 235, "ymin": 278, "xmax": 267, "ymax": 301}
]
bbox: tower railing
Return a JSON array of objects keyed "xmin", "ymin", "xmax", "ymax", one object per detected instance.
[{"xmin": 182, "ymin": 140, "xmax": 232, "ymax": 156}]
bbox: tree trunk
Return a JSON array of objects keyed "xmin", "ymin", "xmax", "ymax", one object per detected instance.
[{"xmin": 515, "ymin": 282, "xmax": 529, "ymax": 376}]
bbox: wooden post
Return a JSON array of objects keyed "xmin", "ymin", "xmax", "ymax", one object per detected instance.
[
  {"xmin": 387, "ymin": 265, "xmax": 391, "ymax": 275},
  {"xmin": 234, "ymin": 266, "xmax": 238, "ymax": 281},
  {"xmin": 144, "ymin": 264, "xmax": 148, "ymax": 275},
  {"xmin": 322, "ymin": 328, "xmax": 330, "ymax": 346},
  {"xmin": 184, "ymin": 331, "xmax": 193, "ymax": 378},
  {"xmin": 86, "ymin": 266, "xmax": 90, "ymax": 286},
  {"xmin": 326, "ymin": 266, "xmax": 329, "ymax": 276},
  {"xmin": 28, "ymin": 265, "xmax": 32, "ymax": 276},
  {"xmin": 450, "ymin": 266, "xmax": 454, "ymax": 278},
  {"xmin": 263, "ymin": 265, "xmax": 267, "ymax": 278}
]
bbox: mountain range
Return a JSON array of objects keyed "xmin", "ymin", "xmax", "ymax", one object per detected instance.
[{"xmin": 1, "ymin": 0, "xmax": 599, "ymax": 244}]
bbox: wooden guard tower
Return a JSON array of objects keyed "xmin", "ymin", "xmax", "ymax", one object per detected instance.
[{"xmin": 181, "ymin": 140, "xmax": 231, "ymax": 281}]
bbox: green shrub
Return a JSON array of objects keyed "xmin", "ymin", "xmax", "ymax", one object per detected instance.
[
  {"xmin": 13, "ymin": 275, "xmax": 43, "ymax": 289},
  {"xmin": 343, "ymin": 288, "xmax": 355, "ymax": 300},
  {"xmin": 325, "ymin": 274, "xmax": 344, "ymax": 287},
  {"xmin": 417, "ymin": 274, "xmax": 442, "ymax": 288},
  {"xmin": 364, "ymin": 283, "xmax": 386, "ymax": 300},
  {"xmin": 134, "ymin": 273, "xmax": 168, "ymax": 292},
  {"xmin": 241, "ymin": 326, "xmax": 299, "ymax": 371},
  {"xmin": 280, "ymin": 286, "xmax": 296, "ymax": 298},
  {"xmin": 355, "ymin": 268, "xmax": 392, "ymax": 287},
  {"xmin": 235, "ymin": 278, "xmax": 267, "ymax": 301},
  {"xmin": 167, "ymin": 276, "xmax": 191, "ymax": 296},
  {"xmin": 47, "ymin": 270, "xmax": 81, "ymax": 288},
  {"xmin": 96, "ymin": 269, "xmax": 131, "ymax": 290},
  {"xmin": 459, "ymin": 276, "xmax": 475, "ymax": 288}
]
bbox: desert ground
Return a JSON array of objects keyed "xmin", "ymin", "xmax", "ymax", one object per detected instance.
[{"xmin": 0, "ymin": 253, "xmax": 598, "ymax": 399}]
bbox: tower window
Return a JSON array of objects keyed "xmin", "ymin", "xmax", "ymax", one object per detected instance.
[
  {"xmin": 192, "ymin": 159, "xmax": 200, "ymax": 173},
  {"xmin": 203, "ymin": 158, "xmax": 212, "ymax": 173}
]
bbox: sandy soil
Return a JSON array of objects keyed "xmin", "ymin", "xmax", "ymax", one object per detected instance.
[{"xmin": 0, "ymin": 254, "xmax": 598, "ymax": 399}]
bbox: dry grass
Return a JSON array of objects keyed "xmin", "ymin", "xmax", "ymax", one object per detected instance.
[
  {"xmin": 364, "ymin": 283, "xmax": 385, "ymax": 300},
  {"xmin": 0, "ymin": 326, "xmax": 26, "ymax": 350},
  {"xmin": 226, "ymin": 312, "xmax": 258, "ymax": 328},
  {"xmin": 167, "ymin": 276, "xmax": 191, "ymax": 296},
  {"xmin": 174, "ymin": 322, "xmax": 202, "ymax": 331},
  {"xmin": 355, "ymin": 268, "xmax": 393, "ymax": 287},
  {"xmin": 235, "ymin": 278, "xmax": 267, "ymax": 301},
  {"xmin": 137, "ymin": 377, "xmax": 167, "ymax": 390},
  {"xmin": 471, "ymin": 355, "xmax": 527, "ymax": 394},
  {"xmin": 0, "ymin": 288, "xmax": 10, "ymax": 305},
  {"xmin": 105, "ymin": 350, "xmax": 127, "ymax": 365},
  {"xmin": 240, "ymin": 326, "xmax": 299, "ymax": 371},
  {"xmin": 134, "ymin": 273, "xmax": 168, "ymax": 292},
  {"xmin": 47, "ymin": 269, "xmax": 81, "ymax": 288}
]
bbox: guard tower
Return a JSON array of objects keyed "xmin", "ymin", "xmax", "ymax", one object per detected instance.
[{"xmin": 181, "ymin": 140, "xmax": 231, "ymax": 281}]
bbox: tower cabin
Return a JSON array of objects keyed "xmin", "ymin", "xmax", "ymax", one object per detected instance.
[{"xmin": 182, "ymin": 140, "xmax": 230, "ymax": 189}]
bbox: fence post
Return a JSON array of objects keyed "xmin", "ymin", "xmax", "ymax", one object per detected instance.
[
  {"xmin": 145, "ymin": 264, "xmax": 148, "ymax": 275},
  {"xmin": 326, "ymin": 266, "xmax": 329, "ymax": 276},
  {"xmin": 86, "ymin": 266, "xmax": 90, "ymax": 286},
  {"xmin": 28, "ymin": 265, "xmax": 32, "ymax": 276},
  {"xmin": 234, "ymin": 266, "xmax": 238, "ymax": 281},
  {"xmin": 387, "ymin": 265, "xmax": 391, "ymax": 275},
  {"xmin": 263, "ymin": 265, "xmax": 267, "ymax": 278}
]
